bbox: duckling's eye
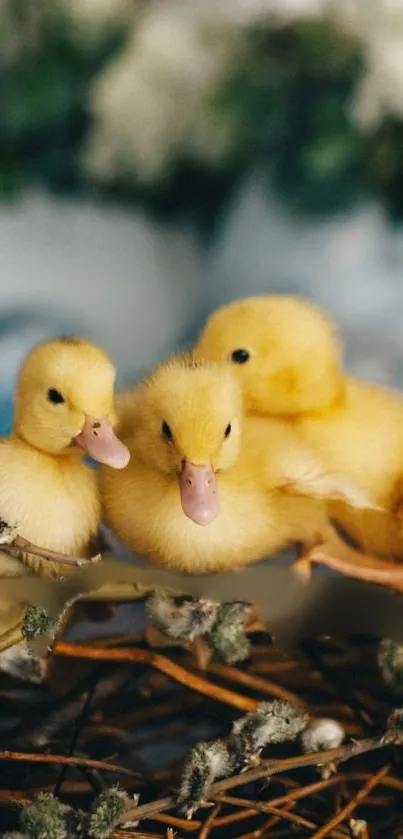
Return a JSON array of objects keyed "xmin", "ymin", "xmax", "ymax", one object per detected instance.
[
  {"xmin": 231, "ymin": 348, "xmax": 250, "ymax": 364},
  {"xmin": 224, "ymin": 423, "xmax": 232, "ymax": 438},
  {"xmin": 47, "ymin": 388, "xmax": 65, "ymax": 405},
  {"xmin": 161, "ymin": 420, "xmax": 174, "ymax": 443}
]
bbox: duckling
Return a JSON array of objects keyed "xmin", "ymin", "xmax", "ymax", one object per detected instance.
[
  {"xmin": 100, "ymin": 356, "xmax": 372, "ymax": 574},
  {"xmin": 0, "ymin": 336, "xmax": 130, "ymax": 655},
  {"xmin": 194, "ymin": 295, "xmax": 343, "ymax": 418},
  {"xmin": 193, "ymin": 294, "xmax": 403, "ymax": 567}
]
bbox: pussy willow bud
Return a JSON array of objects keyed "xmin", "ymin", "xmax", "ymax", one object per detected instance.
[
  {"xmin": 378, "ymin": 640, "xmax": 403, "ymax": 694},
  {"xmin": 349, "ymin": 819, "xmax": 369, "ymax": 838},
  {"xmin": 208, "ymin": 602, "xmax": 252, "ymax": 665},
  {"xmin": 146, "ymin": 590, "xmax": 219, "ymax": 641},
  {"xmin": 301, "ymin": 717, "xmax": 345, "ymax": 779},
  {"xmin": 301, "ymin": 718, "xmax": 345, "ymax": 753},
  {"xmin": 0, "ymin": 518, "xmax": 19, "ymax": 544},
  {"xmin": 383, "ymin": 708, "xmax": 403, "ymax": 745},
  {"xmin": 19, "ymin": 792, "xmax": 73, "ymax": 839},
  {"xmin": 88, "ymin": 785, "xmax": 139, "ymax": 839},
  {"xmin": 231, "ymin": 700, "xmax": 309, "ymax": 767},
  {"xmin": 178, "ymin": 740, "xmax": 235, "ymax": 818},
  {"xmin": 2, "ymin": 833, "xmax": 30, "ymax": 838}
]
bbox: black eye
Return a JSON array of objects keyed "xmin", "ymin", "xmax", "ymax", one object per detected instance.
[
  {"xmin": 47, "ymin": 388, "xmax": 65, "ymax": 404},
  {"xmin": 224, "ymin": 423, "xmax": 232, "ymax": 438},
  {"xmin": 162, "ymin": 420, "xmax": 174, "ymax": 442},
  {"xmin": 231, "ymin": 348, "xmax": 250, "ymax": 364}
]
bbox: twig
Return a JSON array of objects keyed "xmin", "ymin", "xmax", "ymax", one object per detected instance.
[
  {"xmin": 214, "ymin": 803, "xmax": 296, "ymax": 830},
  {"xmin": 0, "ymin": 794, "xmax": 31, "ymax": 807},
  {"xmin": 0, "ymin": 750, "xmax": 137, "ymax": 777},
  {"xmin": 53, "ymin": 680, "xmax": 98, "ymax": 796},
  {"xmin": 54, "ymin": 642, "xmax": 257, "ymax": 713},
  {"xmin": 215, "ymin": 795, "xmax": 334, "ymax": 833},
  {"xmin": 211, "ymin": 737, "xmax": 383, "ymax": 794},
  {"xmin": 265, "ymin": 776, "xmax": 347, "ymax": 808},
  {"xmin": 206, "ymin": 663, "xmax": 308, "ymax": 708},
  {"xmin": 198, "ymin": 803, "xmax": 221, "ymax": 839},
  {"xmin": 107, "ymin": 692, "xmax": 202, "ymax": 730},
  {"xmin": 309, "ymin": 764, "xmax": 390, "ymax": 839},
  {"xmin": 117, "ymin": 735, "xmax": 386, "ymax": 825},
  {"xmin": 236, "ymin": 804, "xmax": 296, "ymax": 839},
  {"xmin": 152, "ymin": 813, "xmax": 201, "ymax": 832},
  {"xmin": 111, "ymin": 833, "xmax": 169, "ymax": 839},
  {"xmin": 265, "ymin": 771, "xmax": 403, "ymax": 807},
  {"xmin": 4, "ymin": 534, "xmax": 97, "ymax": 567}
]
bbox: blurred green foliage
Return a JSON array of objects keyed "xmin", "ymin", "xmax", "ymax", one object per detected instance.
[
  {"xmin": 214, "ymin": 22, "xmax": 366, "ymax": 215},
  {"xmin": 0, "ymin": 10, "xmax": 118, "ymax": 198},
  {"xmin": 1, "ymin": 6, "xmax": 403, "ymax": 237}
]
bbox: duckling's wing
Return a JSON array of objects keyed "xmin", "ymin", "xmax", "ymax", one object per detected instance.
[{"xmin": 272, "ymin": 432, "xmax": 378, "ymax": 511}]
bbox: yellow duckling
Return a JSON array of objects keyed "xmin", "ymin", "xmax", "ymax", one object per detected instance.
[
  {"xmin": 194, "ymin": 295, "xmax": 343, "ymax": 417},
  {"xmin": 193, "ymin": 295, "xmax": 403, "ymax": 565},
  {"xmin": 0, "ymin": 336, "xmax": 130, "ymax": 652},
  {"xmin": 100, "ymin": 356, "xmax": 371, "ymax": 574}
]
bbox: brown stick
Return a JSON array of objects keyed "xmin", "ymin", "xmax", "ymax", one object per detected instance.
[
  {"xmin": 207, "ymin": 662, "xmax": 308, "ymax": 708},
  {"xmin": 117, "ymin": 735, "xmax": 386, "ymax": 825},
  {"xmin": 0, "ymin": 750, "xmax": 138, "ymax": 777},
  {"xmin": 152, "ymin": 813, "xmax": 201, "ymax": 832},
  {"xmin": 266, "ymin": 776, "xmax": 349, "ymax": 808},
  {"xmin": 235, "ymin": 803, "xmax": 296, "ymax": 839},
  {"xmin": 54, "ymin": 641, "xmax": 257, "ymax": 713},
  {"xmin": 309, "ymin": 764, "xmax": 390, "ymax": 839},
  {"xmin": 216, "ymin": 795, "xmax": 336, "ymax": 833},
  {"xmin": 111, "ymin": 833, "xmax": 168, "ymax": 839},
  {"xmin": 198, "ymin": 804, "xmax": 221, "ymax": 839},
  {"xmin": 210, "ymin": 807, "xmax": 261, "ymax": 830},
  {"xmin": 5, "ymin": 535, "xmax": 98, "ymax": 567}
]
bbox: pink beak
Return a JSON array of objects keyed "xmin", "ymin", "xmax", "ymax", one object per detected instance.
[
  {"xmin": 75, "ymin": 416, "xmax": 130, "ymax": 469},
  {"xmin": 179, "ymin": 460, "xmax": 219, "ymax": 526}
]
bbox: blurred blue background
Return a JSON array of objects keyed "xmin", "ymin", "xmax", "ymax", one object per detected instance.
[{"xmin": 2, "ymin": 0, "xmax": 403, "ymax": 435}]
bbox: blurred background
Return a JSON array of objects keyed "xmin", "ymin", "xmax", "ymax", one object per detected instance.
[{"xmin": 1, "ymin": 0, "xmax": 403, "ymax": 433}]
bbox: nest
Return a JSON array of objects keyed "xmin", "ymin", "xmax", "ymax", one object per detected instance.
[{"xmin": 0, "ymin": 601, "xmax": 402, "ymax": 839}]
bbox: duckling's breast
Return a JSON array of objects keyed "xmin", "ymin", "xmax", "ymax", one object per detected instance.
[{"xmin": 102, "ymin": 465, "xmax": 325, "ymax": 573}]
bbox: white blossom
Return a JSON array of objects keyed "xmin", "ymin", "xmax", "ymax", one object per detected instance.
[
  {"xmin": 83, "ymin": 0, "xmax": 334, "ymax": 184},
  {"xmin": 80, "ymin": 0, "xmax": 403, "ymax": 183},
  {"xmin": 301, "ymin": 718, "xmax": 345, "ymax": 753},
  {"xmin": 332, "ymin": 0, "xmax": 403, "ymax": 128},
  {"xmin": 84, "ymin": 6, "xmax": 237, "ymax": 182}
]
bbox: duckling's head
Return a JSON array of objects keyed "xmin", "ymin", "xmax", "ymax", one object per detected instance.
[
  {"xmin": 15, "ymin": 337, "xmax": 130, "ymax": 468},
  {"xmin": 131, "ymin": 356, "xmax": 243, "ymax": 525},
  {"xmin": 194, "ymin": 295, "xmax": 344, "ymax": 416}
]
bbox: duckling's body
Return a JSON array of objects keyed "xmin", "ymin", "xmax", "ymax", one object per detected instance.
[
  {"xmin": 0, "ymin": 336, "xmax": 130, "ymax": 651},
  {"xmin": 101, "ymin": 358, "xmax": 370, "ymax": 573},
  {"xmin": 193, "ymin": 295, "xmax": 403, "ymax": 560},
  {"xmin": 0, "ymin": 438, "xmax": 99, "ymax": 572},
  {"xmin": 297, "ymin": 377, "xmax": 403, "ymax": 557},
  {"xmin": 103, "ymin": 416, "xmax": 329, "ymax": 572},
  {"xmin": 296, "ymin": 376, "xmax": 403, "ymax": 509},
  {"xmin": 0, "ymin": 443, "xmax": 100, "ymax": 645}
]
